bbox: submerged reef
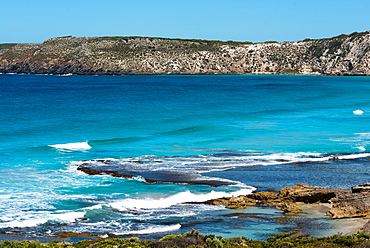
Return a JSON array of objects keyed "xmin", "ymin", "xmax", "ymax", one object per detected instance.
[{"xmin": 1, "ymin": 31, "xmax": 370, "ymax": 75}]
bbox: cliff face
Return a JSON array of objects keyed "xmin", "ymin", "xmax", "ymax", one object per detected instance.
[{"xmin": 1, "ymin": 32, "xmax": 370, "ymax": 75}]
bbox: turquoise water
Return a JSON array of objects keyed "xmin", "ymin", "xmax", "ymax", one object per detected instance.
[{"xmin": 0, "ymin": 74, "xmax": 370, "ymax": 241}]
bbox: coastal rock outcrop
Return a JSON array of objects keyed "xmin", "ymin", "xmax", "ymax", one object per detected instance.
[
  {"xmin": 352, "ymin": 183, "xmax": 370, "ymax": 194},
  {"xmin": 328, "ymin": 193, "xmax": 370, "ymax": 218},
  {"xmin": 276, "ymin": 202, "xmax": 303, "ymax": 214},
  {"xmin": 278, "ymin": 183, "xmax": 350, "ymax": 203},
  {"xmin": 205, "ymin": 195, "xmax": 256, "ymax": 209},
  {"xmin": 326, "ymin": 183, "xmax": 370, "ymax": 218},
  {"xmin": 1, "ymin": 31, "xmax": 370, "ymax": 75},
  {"xmin": 205, "ymin": 183, "xmax": 370, "ymax": 219},
  {"xmin": 361, "ymin": 220, "xmax": 370, "ymax": 233}
]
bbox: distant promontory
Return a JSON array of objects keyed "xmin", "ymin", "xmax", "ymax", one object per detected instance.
[{"xmin": 1, "ymin": 32, "xmax": 370, "ymax": 76}]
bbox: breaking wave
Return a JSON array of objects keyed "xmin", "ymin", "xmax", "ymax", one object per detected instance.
[
  {"xmin": 74, "ymin": 151, "xmax": 370, "ymax": 175},
  {"xmin": 49, "ymin": 141, "xmax": 92, "ymax": 151},
  {"xmin": 0, "ymin": 210, "xmax": 86, "ymax": 228},
  {"xmin": 108, "ymin": 188, "xmax": 254, "ymax": 211},
  {"xmin": 112, "ymin": 224, "xmax": 182, "ymax": 235}
]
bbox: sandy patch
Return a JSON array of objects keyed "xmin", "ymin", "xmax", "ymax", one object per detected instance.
[{"xmin": 301, "ymin": 204, "xmax": 368, "ymax": 235}]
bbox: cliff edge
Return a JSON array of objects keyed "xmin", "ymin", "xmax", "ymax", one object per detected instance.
[{"xmin": 1, "ymin": 32, "xmax": 370, "ymax": 75}]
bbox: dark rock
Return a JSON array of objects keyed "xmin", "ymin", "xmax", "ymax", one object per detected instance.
[{"xmin": 352, "ymin": 183, "xmax": 370, "ymax": 194}]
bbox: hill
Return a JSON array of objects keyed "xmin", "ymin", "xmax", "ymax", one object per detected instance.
[{"xmin": 1, "ymin": 32, "xmax": 370, "ymax": 75}]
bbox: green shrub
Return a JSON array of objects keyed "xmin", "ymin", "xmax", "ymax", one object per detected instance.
[{"xmin": 0, "ymin": 43, "xmax": 17, "ymax": 50}]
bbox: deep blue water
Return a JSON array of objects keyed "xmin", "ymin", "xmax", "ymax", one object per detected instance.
[{"xmin": 0, "ymin": 74, "xmax": 370, "ymax": 241}]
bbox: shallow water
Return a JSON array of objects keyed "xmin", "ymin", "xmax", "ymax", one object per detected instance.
[{"xmin": 0, "ymin": 74, "xmax": 369, "ymax": 241}]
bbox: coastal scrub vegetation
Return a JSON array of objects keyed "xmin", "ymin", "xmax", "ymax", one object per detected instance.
[
  {"xmin": 1, "ymin": 30, "xmax": 370, "ymax": 76},
  {"xmin": 0, "ymin": 43, "xmax": 17, "ymax": 50},
  {"xmin": 2, "ymin": 230, "xmax": 370, "ymax": 247}
]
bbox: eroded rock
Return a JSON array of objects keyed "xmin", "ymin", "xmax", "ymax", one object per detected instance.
[
  {"xmin": 204, "ymin": 196, "xmax": 256, "ymax": 209},
  {"xmin": 278, "ymin": 183, "xmax": 350, "ymax": 204},
  {"xmin": 361, "ymin": 220, "xmax": 370, "ymax": 233},
  {"xmin": 328, "ymin": 193, "xmax": 370, "ymax": 218},
  {"xmin": 204, "ymin": 183, "xmax": 370, "ymax": 220},
  {"xmin": 352, "ymin": 183, "xmax": 370, "ymax": 194},
  {"xmin": 276, "ymin": 203, "xmax": 303, "ymax": 214}
]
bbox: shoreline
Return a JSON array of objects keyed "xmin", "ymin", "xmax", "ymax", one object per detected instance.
[
  {"xmin": 299, "ymin": 204, "xmax": 369, "ymax": 236},
  {"xmin": 2, "ymin": 184, "xmax": 370, "ymax": 243},
  {"xmin": 0, "ymin": 213, "xmax": 368, "ymax": 243},
  {"xmin": 2, "ymin": 227, "xmax": 370, "ymax": 247},
  {"xmin": 0, "ymin": 71, "xmax": 369, "ymax": 77},
  {"xmin": 202, "ymin": 183, "xmax": 370, "ymax": 234}
]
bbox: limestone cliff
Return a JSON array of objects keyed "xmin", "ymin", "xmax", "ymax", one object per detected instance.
[{"xmin": 1, "ymin": 31, "xmax": 370, "ymax": 75}]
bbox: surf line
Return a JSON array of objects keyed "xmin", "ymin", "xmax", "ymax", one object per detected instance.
[{"xmin": 49, "ymin": 141, "xmax": 92, "ymax": 151}]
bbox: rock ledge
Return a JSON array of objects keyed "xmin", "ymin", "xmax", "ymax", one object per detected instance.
[{"xmin": 204, "ymin": 183, "xmax": 370, "ymax": 219}]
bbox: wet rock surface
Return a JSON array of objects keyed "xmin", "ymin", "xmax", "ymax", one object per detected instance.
[{"xmin": 76, "ymin": 159, "xmax": 233, "ymax": 187}]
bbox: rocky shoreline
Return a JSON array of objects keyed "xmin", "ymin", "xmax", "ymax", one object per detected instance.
[
  {"xmin": 202, "ymin": 183, "xmax": 370, "ymax": 232},
  {"xmin": 2, "ymin": 183, "xmax": 370, "ymax": 246},
  {"xmin": 1, "ymin": 31, "xmax": 370, "ymax": 76}
]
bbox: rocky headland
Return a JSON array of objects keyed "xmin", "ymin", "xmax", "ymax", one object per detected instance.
[{"xmin": 1, "ymin": 31, "xmax": 370, "ymax": 75}]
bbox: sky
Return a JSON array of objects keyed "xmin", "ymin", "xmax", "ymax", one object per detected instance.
[{"xmin": 1, "ymin": 0, "xmax": 370, "ymax": 44}]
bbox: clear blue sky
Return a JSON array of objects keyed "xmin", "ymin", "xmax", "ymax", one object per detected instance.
[{"xmin": 1, "ymin": 0, "xmax": 370, "ymax": 43}]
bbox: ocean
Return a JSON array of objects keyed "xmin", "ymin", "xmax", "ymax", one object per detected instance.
[{"xmin": 0, "ymin": 74, "xmax": 370, "ymax": 241}]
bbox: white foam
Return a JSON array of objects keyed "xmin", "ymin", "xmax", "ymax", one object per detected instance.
[
  {"xmin": 109, "ymin": 188, "xmax": 254, "ymax": 211},
  {"xmin": 83, "ymin": 204, "xmax": 104, "ymax": 210},
  {"xmin": 49, "ymin": 141, "xmax": 92, "ymax": 151},
  {"xmin": 337, "ymin": 153, "xmax": 370, "ymax": 160},
  {"xmin": 81, "ymin": 152, "xmax": 326, "ymax": 171},
  {"xmin": 0, "ymin": 210, "xmax": 85, "ymax": 228},
  {"xmin": 51, "ymin": 210, "xmax": 86, "ymax": 222},
  {"xmin": 356, "ymin": 146, "xmax": 366, "ymax": 151},
  {"xmin": 128, "ymin": 176, "xmax": 147, "ymax": 182},
  {"xmin": 75, "ymin": 151, "xmax": 370, "ymax": 176},
  {"xmin": 353, "ymin": 109, "xmax": 364, "ymax": 115},
  {"xmin": 113, "ymin": 224, "xmax": 181, "ymax": 235}
]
